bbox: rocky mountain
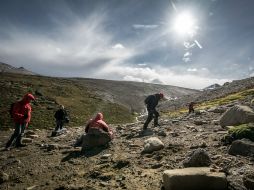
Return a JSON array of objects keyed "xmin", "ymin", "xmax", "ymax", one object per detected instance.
[
  {"xmin": 203, "ymin": 83, "xmax": 221, "ymax": 90},
  {"xmin": 0, "ymin": 62, "xmax": 36, "ymax": 75},
  {"xmin": 160, "ymin": 77, "xmax": 254, "ymax": 112}
]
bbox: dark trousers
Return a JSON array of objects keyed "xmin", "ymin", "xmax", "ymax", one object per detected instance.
[
  {"xmin": 143, "ymin": 109, "xmax": 159, "ymax": 129},
  {"xmin": 189, "ymin": 108, "xmax": 194, "ymax": 114},
  {"xmin": 54, "ymin": 120, "xmax": 64, "ymax": 131},
  {"xmin": 6, "ymin": 123, "xmax": 26, "ymax": 148}
]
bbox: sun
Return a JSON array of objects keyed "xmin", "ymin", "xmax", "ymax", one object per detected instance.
[{"xmin": 173, "ymin": 11, "xmax": 197, "ymax": 37}]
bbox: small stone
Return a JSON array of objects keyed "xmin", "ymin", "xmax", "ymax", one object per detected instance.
[
  {"xmin": 158, "ymin": 130, "xmax": 167, "ymax": 137},
  {"xmin": 0, "ymin": 172, "xmax": 9, "ymax": 183},
  {"xmin": 22, "ymin": 138, "xmax": 33, "ymax": 143},
  {"xmin": 101, "ymin": 154, "xmax": 112, "ymax": 159},
  {"xmin": 27, "ymin": 135, "xmax": 39, "ymax": 139}
]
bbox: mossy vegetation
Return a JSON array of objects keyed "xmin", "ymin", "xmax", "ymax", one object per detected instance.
[
  {"xmin": 0, "ymin": 73, "xmax": 134, "ymax": 130},
  {"xmin": 164, "ymin": 88, "xmax": 254, "ymax": 118},
  {"xmin": 228, "ymin": 123, "xmax": 254, "ymax": 141},
  {"xmin": 197, "ymin": 88, "xmax": 254, "ymax": 110}
]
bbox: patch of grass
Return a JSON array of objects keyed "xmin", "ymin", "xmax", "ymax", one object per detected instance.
[
  {"xmin": 163, "ymin": 88, "xmax": 254, "ymax": 118},
  {"xmin": 162, "ymin": 108, "xmax": 188, "ymax": 118},
  {"xmin": 196, "ymin": 88, "xmax": 254, "ymax": 110},
  {"xmin": 0, "ymin": 73, "xmax": 134, "ymax": 130},
  {"xmin": 228, "ymin": 123, "xmax": 254, "ymax": 141}
]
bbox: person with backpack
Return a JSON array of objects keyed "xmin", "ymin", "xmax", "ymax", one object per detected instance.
[
  {"xmin": 143, "ymin": 92, "xmax": 164, "ymax": 130},
  {"xmin": 188, "ymin": 102, "xmax": 195, "ymax": 114},
  {"xmin": 5, "ymin": 93, "xmax": 35, "ymax": 150},
  {"xmin": 53, "ymin": 105, "xmax": 69, "ymax": 132}
]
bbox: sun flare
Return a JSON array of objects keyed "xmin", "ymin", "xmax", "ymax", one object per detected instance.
[{"xmin": 173, "ymin": 11, "xmax": 197, "ymax": 37}]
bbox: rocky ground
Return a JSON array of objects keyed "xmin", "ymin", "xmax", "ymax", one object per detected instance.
[{"xmin": 1, "ymin": 103, "xmax": 254, "ymax": 190}]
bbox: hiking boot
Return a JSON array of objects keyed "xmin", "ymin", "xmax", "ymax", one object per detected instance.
[{"xmin": 143, "ymin": 126, "xmax": 148, "ymax": 131}]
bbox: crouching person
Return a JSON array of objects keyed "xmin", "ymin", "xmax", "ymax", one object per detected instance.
[{"xmin": 75, "ymin": 113, "xmax": 113, "ymax": 151}]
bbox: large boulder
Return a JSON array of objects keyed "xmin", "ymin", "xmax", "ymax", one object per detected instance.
[
  {"xmin": 163, "ymin": 167, "xmax": 227, "ymax": 190},
  {"xmin": 220, "ymin": 105, "xmax": 254, "ymax": 127},
  {"xmin": 142, "ymin": 137, "xmax": 164, "ymax": 153},
  {"xmin": 208, "ymin": 106, "xmax": 227, "ymax": 113},
  {"xmin": 81, "ymin": 128, "xmax": 112, "ymax": 150},
  {"xmin": 228, "ymin": 139, "xmax": 254, "ymax": 156},
  {"xmin": 183, "ymin": 148, "xmax": 212, "ymax": 167}
]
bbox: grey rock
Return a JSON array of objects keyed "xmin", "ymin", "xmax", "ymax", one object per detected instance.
[
  {"xmin": 22, "ymin": 138, "xmax": 33, "ymax": 143},
  {"xmin": 228, "ymin": 139, "xmax": 254, "ymax": 157},
  {"xmin": 143, "ymin": 137, "xmax": 164, "ymax": 153},
  {"xmin": 220, "ymin": 105, "xmax": 254, "ymax": 127},
  {"xmin": 158, "ymin": 130, "xmax": 167, "ymax": 137},
  {"xmin": 0, "ymin": 172, "xmax": 9, "ymax": 184},
  {"xmin": 183, "ymin": 148, "xmax": 212, "ymax": 167},
  {"xmin": 163, "ymin": 167, "xmax": 227, "ymax": 190},
  {"xmin": 81, "ymin": 128, "xmax": 112, "ymax": 150}
]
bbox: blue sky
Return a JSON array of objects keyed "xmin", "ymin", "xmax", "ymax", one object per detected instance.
[{"xmin": 0, "ymin": 0, "xmax": 254, "ymax": 89}]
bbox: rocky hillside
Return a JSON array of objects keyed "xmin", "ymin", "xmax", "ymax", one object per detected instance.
[
  {"xmin": 0, "ymin": 93, "xmax": 254, "ymax": 189},
  {"xmin": 160, "ymin": 77, "xmax": 254, "ymax": 113},
  {"xmin": 0, "ymin": 62, "xmax": 36, "ymax": 75},
  {"xmin": 0, "ymin": 73, "xmax": 197, "ymax": 129}
]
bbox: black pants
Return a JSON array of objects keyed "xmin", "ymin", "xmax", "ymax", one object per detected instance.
[
  {"xmin": 54, "ymin": 120, "xmax": 64, "ymax": 131},
  {"xmin": 6, "ymin": 123, "xmax": 26, "ymax": 148},
  {"xmin": 143, "ymin": 109, "xmax": 159, "ymax": 129},
  {"xmin": 189, "ymin": 108, "xmax": 194, "ymax": 114}
]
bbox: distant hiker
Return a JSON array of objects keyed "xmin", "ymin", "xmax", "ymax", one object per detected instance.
[
  {"xmin": 74, "ymin": 113, "xmax": 113, "ymax": 149},
  {"xmin": 51, "ymin": 105, "xmax": 69, "ymax": 137},
  {"xmin": 143, "ymin": 93, "xmax": 164, "ymax": 130},
  {"xmin": 54, "ymin": 105, "xmax": 69, "ymax": 132},
  {"xmin": 188, "ymin": 102, "xmax": 195, "ymax": 114},
  {"xmin": 5, "ymin": 93, "xmax": 35, "ymax": 150}
]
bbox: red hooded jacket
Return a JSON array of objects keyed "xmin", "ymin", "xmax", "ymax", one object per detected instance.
[
  {"xmin": 12, "ymin": 93, "xmax": 35, "ymax": 124},
  {"xmin": 85, "ymin": 113, "xmax": 111, "ymax": 133}
]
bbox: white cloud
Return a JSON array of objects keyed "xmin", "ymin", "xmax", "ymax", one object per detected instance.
[
  {"xmin": 138, "ymin": 63, "xmax": 147, "ymax": 66},
  {"xmin": 132, "ymin": 24, "xmax": 159, "ymax": 29},
  {"xmin": 184, "ymin": 52, "xmax": 192, "ymax": 57},
  {"xmin": 0, "ymin": 13, "xmax": 135, "ymax": 75},
  {"xmin": 97, "ymin": 63, "xmax": 230, "ymax": 89},
  {"xmin": 187, "ymin": 68, "xmax": 197, "ymax": 72},
  {"xmin": 112, "ymin": 43, "xmax": 125, "ymax": 49}
]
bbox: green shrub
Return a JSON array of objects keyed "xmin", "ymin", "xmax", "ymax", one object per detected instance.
[{"xmin": 228, "ymin": 123, "xmax": 254, "ymax": 141}]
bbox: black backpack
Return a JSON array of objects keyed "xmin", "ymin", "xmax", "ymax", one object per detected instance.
[
  {"xmin": 9, "ymin": 103, "xmax": 15, "ymax": 118},
  {"xmin": 144, "ymin": 95, "xmax": 152, "ymax": 104}
]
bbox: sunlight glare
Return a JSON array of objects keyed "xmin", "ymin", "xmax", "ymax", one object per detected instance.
[{"xmin": 173, "ymin": 11, "xmax": 196, "ymax": 37}]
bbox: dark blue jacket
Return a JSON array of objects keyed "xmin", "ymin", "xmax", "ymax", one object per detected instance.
[{"xmin": 144, "ymin": 94, "xmax": 161, "ymax": 110}]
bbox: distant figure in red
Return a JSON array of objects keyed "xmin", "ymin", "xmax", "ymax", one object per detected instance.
[
  {"xmin": 85, "ymin": 112, "xmax": 113, "ymax": 139},
  {"xmin": 5, "ymin": 93, "xmax": 35, "ymax": 150},
  {"xmin": 188, "ymin": 102, "xmax": 195, "ymax": 114}
]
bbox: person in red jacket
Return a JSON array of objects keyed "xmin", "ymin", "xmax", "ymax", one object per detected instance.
[
  {"xmin": 74, "ymin": 112, "xmax": 113, "ymax": 148},
  {"xmin": 85, "ymin": 112, "xmax": 113, "ymax": 138},
  {"xmin": 5, "ymin": 93, "xmax": 35, "ymax": 150}
]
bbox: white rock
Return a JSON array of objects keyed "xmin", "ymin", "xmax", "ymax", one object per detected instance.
[{"xmin": 143, "ymin": 137, "xmax": 164, "ymax": 153}]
